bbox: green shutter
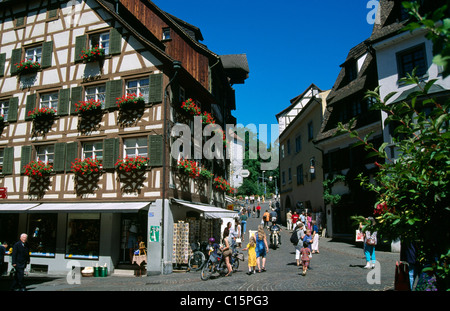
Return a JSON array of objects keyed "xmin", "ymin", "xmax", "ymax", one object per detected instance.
[
  {"xmin": 149, "ymin": 73, "xmax": 163, "ymax": 103},
  {"xmin": 2, "ymin": 147, "xmax": 14, "ymax": 175},
  {"xmin": 105, "ymin": 79, "xmax": 122, "ymax": 109},
  {"xmin": 148, "ymin": 135, "xmax": 163, "ymax": 167},
  {"xmin": 53, "ymin": 142, "xmax": 66, "ymax": 173},
  {"xmin": 58, "ymin": 88, "xmax": 70, "ymax": 116},
  {"xmin": 70, "ymin": 86, "xmax": 83, "ymax": 115},
  {"xmin": 25, "ymin": 94, "xmax": 36, "ymax": 121},
  {"xmin": 7, "ymin": 97, "xmax": 19, "ymax": 122},
  {"xmin": 109, "ymin": 28, "xmax": 122, "ymax": 55},
  {"xmin": 65, "ymin": 142, "xmax": 78, "ymax": 172},
  {"xmin": 103, "ymin": 138, "xmax": 119, "ymax": 169},
  {"xmin": 41, "ymin": 41, "xmax": 53, "ymax": 69},
  {"xmin": 74, "ymin": 35, "xmax": 87, "ymax": 63},
  {"xmin": 20, "ymin": 145, "xmax": 32, "ymax": 174},
  {"xmin": 0, "ymin": 53, "xmax": 6, "ymax": 77},
  {"xmin": 10, "ymin": 48, "xmax": 22, "ymax": 75}
]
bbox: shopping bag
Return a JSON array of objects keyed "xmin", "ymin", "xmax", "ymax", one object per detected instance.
[
  {"xmin": 394, "ymin": 261, "xmax": 410, "ymax": 291},
  {"xmin": 355, "ymin": 230, "xmax": 364, "ymax": 242}
]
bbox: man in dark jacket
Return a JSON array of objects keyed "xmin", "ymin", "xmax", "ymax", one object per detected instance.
[
  {"xmin": 11, "ymin": 234, "xmax": 30, "ymax": 291},
  {"xmin": 0, "ymin": 241, "xmax": 8, "ymax": 276}
]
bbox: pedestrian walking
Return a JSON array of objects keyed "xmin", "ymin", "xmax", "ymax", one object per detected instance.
[
  {"xmin": 240, "ymin": 211, "xmax": 248, "ymax": 243},
  {"xmin": 242, "ymin": 236, "xmax": 257, "ymax": 275},
  {"xmin": 10, "ymin": 233, "xmax": 30, "ymax": 291},
  {"xmin": 220, "ymin": 227, "xmax": 233, "ymax": 277},
  {"xmin": 263, "ymin": 210, "xmax": 270, "ymax": 228},
  {"xmin": 256, "ymin": 204, "xmax": 261, "ymax": 218},
  {"xmin": 0, "ymin": 241, "xmax": 8, "ymax": 276},
  {"xmin": 311, "ymin": 220, "xmax": 320, "ymax": 254},
  {"xmin": 291, "ymin": 211, "xmax": 299, "ymax": 227},
  {"xmin": 255, "ymin": 225, "xmax": 269, "ymax": 273},
  {"xmin": 360, "ymin": 217, "xmax": 377, "ymax": 269},
  {"xmin": 302, "ymin": 229, "xmax": 313, "ymax": 251},
  {"xmin": 300, "ymin": 241, "xmax": 312, "ymax": 276},
  {"xmin": 300, "ymin": 211, "xmax": 306, "ymax": 225},
  {"xmin": 294, "ymin": 222, "xmax": 305, "ymax": 268},
  {"xmin": 307, "ymin": 213, "xmax": 312, "ymax": 231},
  {"xmin": 286, "ymin": 210, "xmax": 292, "ymax": 231},
  {"xmin": 400, "ymin": 239, "xmax": 418, "ymax": 290}
]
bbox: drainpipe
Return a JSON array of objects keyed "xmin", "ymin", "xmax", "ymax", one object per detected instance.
[{"xmin": 161, "ymin": 60, "xmax": 181, "ymax": 274}]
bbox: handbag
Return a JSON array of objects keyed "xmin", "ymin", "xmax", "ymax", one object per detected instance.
[{"xmin": 355, "ymin": 230, "xmax": 364, "ymax": 242}]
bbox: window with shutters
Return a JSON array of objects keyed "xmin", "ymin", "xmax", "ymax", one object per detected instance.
[
  {"xmin": 126, "ymin": 78, "xmax": 149, "ymax": 102},
  {"xmin": 25, "ymin": 46, "xmax": 42, "ymax": 63},
  {"xmin": 90, "ymin": 32, "xmax": 110, "ymax": 55},
  {"xmin": 36, "ymin": 145, "xmax": 54, "ymax": 164},
  {"xmin": 0, "ymin": 149, "xmax": 3, "ymax": 171},
  {"xmin": 124, "ymin": 137, "xmax": 148, "ymax": 158},
  {"xmin": 83, "ymin": 141, "xmax": 103, "ymax": 162},
  {"xmin": 40, "ymin": 92, "xmax": 58, "ymax": 109},
  {"xmin": 0, "ymin": 100, "xmax": 9, "ymax": 120},
  {"xmin": 86, "ymin": 84, "xmax": 106, "ymax": 108}
]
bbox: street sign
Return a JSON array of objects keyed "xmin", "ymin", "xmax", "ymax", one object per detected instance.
[{"xmin": 240, "ymin": 169, "xmax": 250, "ymax": 178}]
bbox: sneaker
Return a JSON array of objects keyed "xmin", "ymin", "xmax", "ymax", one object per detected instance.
[{"xmin": 364, "ymin": 263, "xmax": 371, "ymax": 269}]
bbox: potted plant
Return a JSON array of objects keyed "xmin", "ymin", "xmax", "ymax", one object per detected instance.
[
  {"xmin": 75, "ymin": 99, "xmax": 102, "ymax": 114},
  {"xmin": 177, "ymin": 158, "xmax": 201, "ymax": 178},
  {"xmin": 180, "ymin": 98, "xmax": 201, "ymax": 116},
  {"xmin": 15, "ymin": 60, "xmax": 41, "ymax": 75},
  {"xmin": 201, "ymin": 111, "xmax": 215, "ymax": 125},
  {"xmin": 23, "ymin": 160, "xmax": 53, "ymax": 178},
  {"xmin": 115, "ymin": 156, "xmax": 149, "ymax": 172},
  {"xmin": 79, "ymin": 45, "xmax": 105, "ymax": 63},
  {"xmin": 213, "ymin": 176, "xmax": 230, "ymax": 192},
  {"xmin": 116, "ymin": 93, "xmax": 145, "ymax": 110},
  {"xmin": 71, "ymin": 157, "xmax": 102, "ymax": 176},
  {"xmin": 199, "ymin": 167, "xmax": 213, "ymax": 179},
  {"xmin": 28, "ymin": 107, "xmax": 57, "ymax": 121}
]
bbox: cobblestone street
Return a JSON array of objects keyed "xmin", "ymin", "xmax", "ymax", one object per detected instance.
[{"xmin": 1, "ymin": 205, "xmax": 400, "ymax": 293}]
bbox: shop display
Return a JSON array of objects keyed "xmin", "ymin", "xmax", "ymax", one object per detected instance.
[
  {"xmin": 65, "ymin": 213, "xmax": 100, "ymax": 259},
  {"xmin": 27, "ymin": 214, "xmax": 57, "ymax": 257}
]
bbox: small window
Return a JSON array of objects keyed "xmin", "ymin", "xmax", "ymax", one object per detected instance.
[
  {"xmin": 25, "ymin": 46, "xmax": 42, "ymax": 63},
  {"xmin": 83, "ymin": 141, "xmax": 103, "ymax": 162},
  {"xmin": 85, "ymin": 85, "xmax": 106, "ymax": 108},
  {"xmin": 0, "ymin": 100, "xmax": 9, "ymax": 120},
  {"xmin": 162, "ymin": 28, "xmax": 171, "ymax": 41},
  {"xmin": 297, "ymin": 165, "xmax": 304, "ymax": 185},
  {"xmin": 346, "ymin": 61, "xmax": 357, "ymax": 82},
  {"xmin": 287, "ymin": 139, "xmax": 291, "ymax": 155},
  {"xmin": 126, "ymin": 78, "xmax": 150, "ymax": 102},
  {"xmin": 40, "ymin": 92, "xmax": 58, "ymax": 109},
  {"xmin": 288, "ymin": 167, "xmax": 292, "ymax": 182},
  {"xmin": 350, "ymin": 100, "xmax": 362, "ymax": 117},
  {"xmin": 0, "ymin": 149, "xmax": 4, "ymax": 171},
  {"xmin": 282, "ymin": 171, "xmax": 286, "ymax": 185},
  {"xmin": 36, "ymin": 145, "xmax": 55, "ymax": 164},
  {"xmin": 295, "ymin": 135, "xmax": 302, "ymax": 153},
  {"xmin": 124, "ymin": 137, "xmax": 148, "ymax": 158},
  {"xmin": 308, "ymin": 121, "xmax": 314, "ymax": 141},
  {"xmin": 90, "ymin": 32, "xmax": 110, "ymax": 55},
  {"xmin": 397, "ymin": 44, "xmax": 427, "ymax": 78}
]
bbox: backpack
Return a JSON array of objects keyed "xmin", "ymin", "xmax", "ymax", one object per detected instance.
[{"xmin": 290, "ymin": 229, "xmax": 299, "ymax": 245}]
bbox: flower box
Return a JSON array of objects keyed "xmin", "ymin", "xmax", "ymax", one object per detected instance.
[
  {"xmin": 199, "ymin": 168, "xmax": 213, "ymax": 179},
  {"xmin": 23, "ymin": 160, "xmax": 53, "ymax": 178},
  {"xmin": 15, "ymin": 60, "xmax": 41, "ymax": 75},
  {"xmin": 201, "ymin": 111, "xmax": 215, "ymax": 125},
  {"xmin": 180, "ymin": 98, "xmax": 201, "ymax": 116},
  {"xmin": 79, "ymin": 46, "xmax": 105, "ymax": 63},
  {"xmin": 116, "ymin": 93, "xmax": 145, "ymax": 110},
  {"xmin": 28, "ymin": 107, "xmax": 57, "ymax": 121},
  {"xmin": 213, "ymin": 176, "xmax": 231, "ymax": 192},
  {"xmin": 115, "ymin": 156, "xmax": 149, "ymax": 172},
  {"xmin": 75, "ymin": 99, "xmax": 102, "ymax": 114},
  {"xmin": 71, "ymin": 157, "xmax": 102, "ymax": 176},
  {"xmin": 177, "ymin": 158, "xmax": 201, "ymax": 178}
]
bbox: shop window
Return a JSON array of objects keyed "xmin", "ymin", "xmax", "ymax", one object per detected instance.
[
  {"xmin": 66, "ymin": 213, "xmax": 100, "ymax": 260},
  {"xmin": 36, "ymin": 144, "xmax": 55, "ymax": 164},
  {"xmin": 28, "ymin": 214, "xmax": 57, "ymax": 257},
  {"xmin": 85, "ymin": 84, "xmax": 106, "ymax": 108},
  {"xmin": 126, "ymin": 78, "xmax": 149, "ymax": 102},
  {"xmin": 0, "ymin": 99, "xmax": 9, "ymax": 120},
  {"xmin": 40, "ymin": 92, "xmax": 58, "ymax": 110},
  {"xmin": 83, "ymin": 141, "xmax": 103, "ymax": 162},
  {"xmin": 0, "ymin": 214, "xmax": 19, "ymax": 250},
  {"xmin": 124, "ymin": 137, "xmax": 148, "ymax": 158}
]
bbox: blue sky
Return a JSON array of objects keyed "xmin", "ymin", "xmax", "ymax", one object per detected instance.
[{"xmin": 152, "ymin": 0, "xmax": 376, "ymax": 141}]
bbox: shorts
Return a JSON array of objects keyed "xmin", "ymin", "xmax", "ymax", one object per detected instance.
[{"xmin": 295, "ymin": 248, "xmax": 301, "ymax": 260}]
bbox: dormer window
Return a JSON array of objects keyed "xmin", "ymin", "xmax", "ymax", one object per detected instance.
[
  {"xmin": 346, "ymin": 61, "xmax": 357, "ymax": 83},
  {"xmin": 162, "ymin": 28, "xmax": 171, "ymax": 41}
]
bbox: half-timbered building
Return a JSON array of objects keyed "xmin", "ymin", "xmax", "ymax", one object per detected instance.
[{"xmin": 0, "ymin": 0, "xmax": 247, "ymax": 275}]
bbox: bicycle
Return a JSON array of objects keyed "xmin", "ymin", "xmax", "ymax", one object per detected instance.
[{"xmin": 188, "ymin": 242, "xmax": 206, "ymax": 271}]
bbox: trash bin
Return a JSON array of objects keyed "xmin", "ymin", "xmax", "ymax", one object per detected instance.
[
  {"xmin": 99, "ymin": 266, "xmax": 108, "ymax": 277},
  {"xmin": 94, "ymin": 266, "xmax": 99, "ymax": 277}
]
